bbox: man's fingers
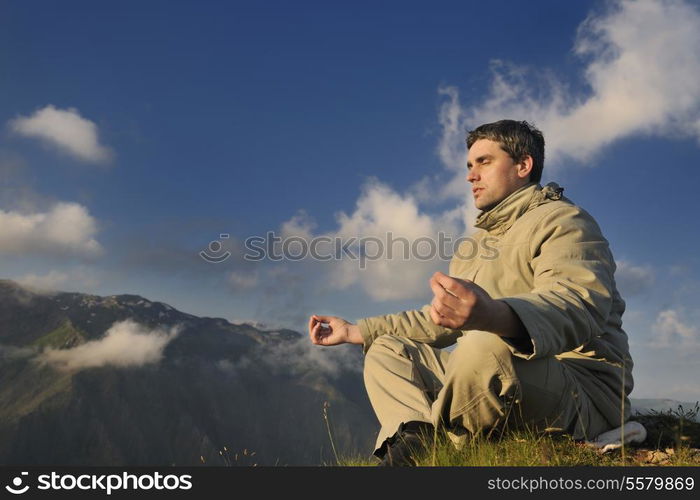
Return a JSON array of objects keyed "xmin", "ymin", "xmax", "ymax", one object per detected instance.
[
  {"xmin": 431, "ymin": 297, "xmax": 449, "ymax": 317},
  {"xmin": 432, "ymin": 271, "xmax": 469, "ymax": 298},
  {"xmin": 311, "ymin": 322, "xmax": 322, "ymax": 343},
  {"xmin": 432, "ymin": 271, "xmax": 458, "ymax": 295},
  {"xmin": 308, "ymin": 316, "xmax": 317, "ymax": 342},
  {"xmin": 314, "ymin": 326, "xmax": 325, "ymax": 344},
  {"xmin": 309, "ymin": 314, "xmax": 344, "ymax": 346},
  {"xmin": 309, "ymin": 314, "xmax": 329, "ymax": 342},
  {"xmin": 430, "ymin": 281, "xmax": 460, "ymax": 312}
]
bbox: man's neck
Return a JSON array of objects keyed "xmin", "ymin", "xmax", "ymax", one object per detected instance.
[{"xmin": 481, "ymin": 181, "xmax": 536, "ymax": 213}]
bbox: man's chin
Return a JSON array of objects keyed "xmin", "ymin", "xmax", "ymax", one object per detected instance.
[{"xmin": 475, "ymin": 199, "xmax": 496, "ymax": 212}]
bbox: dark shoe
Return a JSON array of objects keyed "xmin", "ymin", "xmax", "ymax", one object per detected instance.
[{"xmin": 376, "ymin": 421, "xmax": 435, "ymax": 467}]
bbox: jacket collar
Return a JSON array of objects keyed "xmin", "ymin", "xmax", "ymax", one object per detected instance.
[{"xmin": 474, "ymin": 181, "xmax": 565, "ymax": 236}]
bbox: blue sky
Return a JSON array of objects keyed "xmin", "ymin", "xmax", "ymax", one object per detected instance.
[{"xmin": 1, "ymin": 0, "xmax": 699, "ymax": 402}]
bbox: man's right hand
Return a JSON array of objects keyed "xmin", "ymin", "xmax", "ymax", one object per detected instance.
[{"xmin": 308, "ymin": 315, "xmax": 364, "ymax": 346}]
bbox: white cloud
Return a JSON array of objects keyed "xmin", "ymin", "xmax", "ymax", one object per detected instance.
[
  {"xmin": 330, "ymin": 179, "xmax": 464, "ymax": 300},
  {"xmin": 280, "ymin": 210, "xmax": 317, "ymax": 240},
  {"xmin": 651, "ymin": 309, "xmax": 700, "ymax": 350},
  {"xmin": 279, "ymin": 178, "xmax": 468, "ymax": 302},
  {"xmin": 434, "ymin": 86, "xmax": 473, "ymax": 201},
  {"xmin": 9, "ymin": 105, "xmax": 112, "ymax": 163},
  {"xmin": 38, "ymin": 320, "xmax": 180, "ymax": 372},
  {"xmin": 615, "ymin": 259, "xmax": 655, "ymax": 296},
  {"xmin": 14, "ymin": 268, "xmax": 100, "ymax": 292},
  {"xmin": 443, "ymin": 0, "xmax": 700, "ymax": 168},
  {"xmin": 0, "ymin": 202, "xmax": 102, "ymax": 257}
]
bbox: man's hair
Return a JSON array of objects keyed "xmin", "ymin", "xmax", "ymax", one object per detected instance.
[{"xmin": 466, "ymin": 120, "xmax": 545, "ymax": 183}]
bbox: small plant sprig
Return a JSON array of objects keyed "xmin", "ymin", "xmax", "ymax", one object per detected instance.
[{"xmin": 323, "ymin": 401, "xmax": 340, "ymax": 465}]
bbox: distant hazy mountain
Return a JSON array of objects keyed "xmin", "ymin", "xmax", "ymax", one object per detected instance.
[{"xmin": 0, "ymin": 279, "xmax": 377, "ymax": 465}]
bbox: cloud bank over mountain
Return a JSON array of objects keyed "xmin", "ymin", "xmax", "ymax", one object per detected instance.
[{"xmin": 38, "ymin": 320, "xmax": 181, "ymax": 372}]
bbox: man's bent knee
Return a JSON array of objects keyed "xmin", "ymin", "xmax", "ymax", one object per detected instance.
[
  {"xmin": 367, "ymin": 334, "xmax": 421, "ymax": 352},
  {"xmin": 446, "ymin": 331, "xmax": 516, "ymax": 379},
  {"xmin": 364, "ymin": 335, "xmax": 418, "ymax": 378},
  {"xmin": 432, "ymin": 331, "xmax": 522, "ymax": 434},
  {"xmin": 364, "ymin": 335, "xmax": 423, "ymax": 366}
]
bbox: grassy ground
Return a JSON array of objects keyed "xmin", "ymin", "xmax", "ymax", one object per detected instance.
[{"xmin": 335, "ymin": 404, "xmax": 700, "ymax": 467}]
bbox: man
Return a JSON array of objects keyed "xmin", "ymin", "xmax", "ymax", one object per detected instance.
[{"xmin": 308, "ymin": 120, "xmax": 633, "ymax": 466}]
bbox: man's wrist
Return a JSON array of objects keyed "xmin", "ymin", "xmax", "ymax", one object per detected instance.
[
  {"xmin": 346, "ymin": 324, "xmax": 364, "ymax": 345},
  {"xmin": 488, "ymin": 300, "xmax": 527, "ymax": 339}
]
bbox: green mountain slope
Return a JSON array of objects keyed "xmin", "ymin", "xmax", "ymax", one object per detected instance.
[{"xmin": 0, "ymin": 280, "xmax": 376, "ymax": 465}]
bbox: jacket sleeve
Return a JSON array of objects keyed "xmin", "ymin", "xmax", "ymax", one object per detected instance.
[
  {"xmin": 356, "ymin": 304, "xmax": 463, "ymax": 354},
  {"xmin": 499, "ymin": 205, "xmax": 616, "ymax": 360}
]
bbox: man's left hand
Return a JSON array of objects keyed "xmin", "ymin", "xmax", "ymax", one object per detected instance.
[{"xmin": 428, "ymin": 271, "xmax": 498, "ymax": 331}]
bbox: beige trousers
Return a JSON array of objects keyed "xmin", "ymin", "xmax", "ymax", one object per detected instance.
[{"xmin": 363, "ymin": 332, "xmax": 611, "ymax": 454}]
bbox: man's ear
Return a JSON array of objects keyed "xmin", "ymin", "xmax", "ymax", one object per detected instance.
[{"xmin": 516, "ymin": 155, "xmax": 534, "ymax": 180}]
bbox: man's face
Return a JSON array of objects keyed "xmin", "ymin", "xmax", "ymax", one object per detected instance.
[{"xmin": 467, "ymin": 139, "xmax": 529, "ymax": 211}]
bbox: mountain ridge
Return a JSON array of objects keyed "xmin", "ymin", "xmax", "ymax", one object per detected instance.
[{"xmin": 0, "ymin": 279, "xmax": 376, "ymax": 465}]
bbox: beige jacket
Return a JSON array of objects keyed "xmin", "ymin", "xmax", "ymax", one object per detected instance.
[{"xmin": 357, "ymin": 181, "xmax": 633, "ymax": 429}]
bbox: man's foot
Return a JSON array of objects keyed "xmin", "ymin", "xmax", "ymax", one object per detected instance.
[{"xmin": 377, "ymin": 421, "xmax": 435, "ymax": 467}]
